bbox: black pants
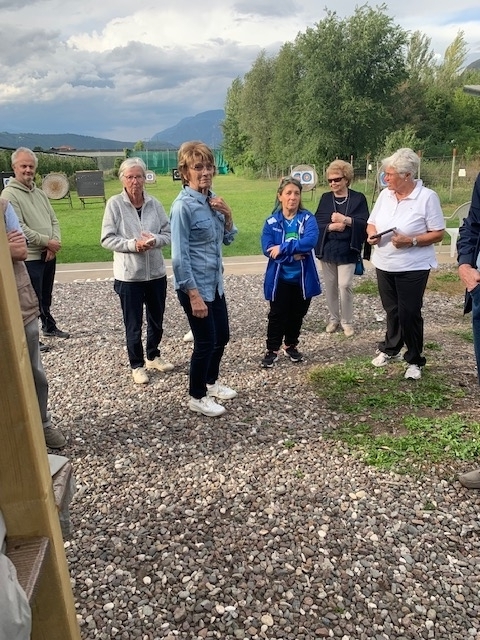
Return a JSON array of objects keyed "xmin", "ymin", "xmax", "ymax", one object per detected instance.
[
  {"xmin": 177, "ymin": 289, "xmax": 230, "ymax": 399},
  {"xmin": 266, "ymin": 280, "xmax": 311, "ymax": 352},
  {"xmin": 114, "ymin": 277, "xmax": 167, "ymax": 369},
  {"xmin": 376, "ymin": 268, "xmax": 429, "ymax": 366},
  {"xmin": 26, "ymin": 256, "xmax": 57, "ymax": 333}
]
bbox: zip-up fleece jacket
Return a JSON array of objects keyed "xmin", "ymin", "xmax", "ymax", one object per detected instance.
[
  {"xmin": 101, "ymin": 189, "xmax": 171, "ymax": 282},
  {"xmin": 1, "ymin": 198, "xmax": 38, "ymax": 326},
  {"xmin": 261, "ymin": 208, "xmax": 321, "ymax": 301},
  {"xmin": 1, "ymin": 178, "xmax": 61, "ymax": 261}
]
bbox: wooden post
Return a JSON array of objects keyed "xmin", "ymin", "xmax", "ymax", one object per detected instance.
[{"xmin": 0, "ymin": 222, "xmax": 80, "ymax": 639}]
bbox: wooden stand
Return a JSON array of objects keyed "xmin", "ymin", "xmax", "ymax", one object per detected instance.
[{"xmin": 0, "ymin": 222, "xmax": 80, "ymax": 639}]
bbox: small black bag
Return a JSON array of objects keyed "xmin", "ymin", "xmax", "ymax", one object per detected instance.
[{"xmin": 354, "ymin": 254, "xmax": 364, "ymax": 276}]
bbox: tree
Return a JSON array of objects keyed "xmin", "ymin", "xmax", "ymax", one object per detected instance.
[
  {"xmin": 295, "ymin": 5, "xmax": 407, "ymax": 160},
  {"xmin": 238, "ymin": 51, "xmax": 276, "ymax": 169},
  {"xmin": 435, "ymin": 31, "xmax": 468, "ymax": 89},
  {"xmin": 134, "ymin": 140, "xmax": 146, "ymax": 151},
  {"xmin": 222, "ymin": 77, "xmax": 249, "ymax": 167}
]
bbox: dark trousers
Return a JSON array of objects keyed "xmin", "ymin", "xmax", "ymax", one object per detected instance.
[
  {"xmin": 376, "ymin": 268, "xmax": 429, "ymax": 366},
  {"xmin": 114, "ymin": 277, "xmax": 167, "ymax": 369},
  {"xmin": 266, "ymin": 280, "xmax": 311, "ymax": 352},
  {"xmin": 25, "ymin": 256, "xmax": 57, "ymax": 333},
  {"xmin": 470, "ymin": 284, "xmax": 480, "ymax": 384},
  {"xmin": 177, "ymin": 289, "xmax": 230, "ymax": 399}
]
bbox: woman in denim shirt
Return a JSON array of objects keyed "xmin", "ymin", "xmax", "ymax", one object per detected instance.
[{"xmin": 170, "ymin": 141, "xmax": 238, "ymax": 417}]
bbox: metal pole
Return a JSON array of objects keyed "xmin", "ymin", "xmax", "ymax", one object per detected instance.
[{"xmin": 449, "ymin": 148, "xmax": 456, "ymax": 201}]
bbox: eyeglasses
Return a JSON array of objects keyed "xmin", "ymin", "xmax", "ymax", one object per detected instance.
[
  {"xmin": 327, "ymin": 176, "xmax": 344, "ymax": 183},
  {"xmin": 124, "ymin": 175, "xmax": 145, "ymax": 181},
  {"xmin": 383, "ymin": 172, "xmax": 398, "ymax": 178},
  {"xmin": 191, "ymin": 163, "xmax": 215, "ymax": 172}
]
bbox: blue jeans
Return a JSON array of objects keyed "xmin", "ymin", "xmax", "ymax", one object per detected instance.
[
  {"xmin": 471, "ymin": 284, "xmax": 480, "ymax": 383},
  {"xmin": 114, "ymin": 277, "xmax": 167, "ymax": 369},
  {"xmin": 177, "ymin": 289, "xmax": 230, "ymax": 399}
]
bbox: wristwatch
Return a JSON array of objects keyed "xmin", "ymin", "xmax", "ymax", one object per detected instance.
[{"xmin": 411, "ymin": 237, "xmax": 418, "ymax": 247}]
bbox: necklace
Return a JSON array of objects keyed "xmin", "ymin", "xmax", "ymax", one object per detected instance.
[{"xmin": 334, "ymin": 194, "xmax": 348, "ymax": 206}]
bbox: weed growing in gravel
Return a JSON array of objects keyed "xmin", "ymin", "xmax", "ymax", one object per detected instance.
[
  {"xmin": 353, "ymin": 280, "xmax": 378, "ymax": 295},
  {"xmin": 309, "ymin": 358, "xmax": 478, "ymax": 472},
  {"xmin": 451, "ymin": 328, "xmax": 474, "ymax": 343}
]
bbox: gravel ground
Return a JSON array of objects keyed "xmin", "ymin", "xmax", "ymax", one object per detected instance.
[{"xmin": 43, "ymin": 266, "xmax": 480, "ymax": 640}]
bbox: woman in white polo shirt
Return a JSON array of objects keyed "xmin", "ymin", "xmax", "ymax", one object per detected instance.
[{"xmin": 367, "ymin": 148, "xmax": 445, "ymax": 380}]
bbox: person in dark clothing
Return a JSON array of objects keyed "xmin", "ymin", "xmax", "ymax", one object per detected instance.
[
  {"xmin": 314, "ymin": 160, "xmax": 369, "ymax": 337},
  {"xmin": 457, "ymin": 172, "xmax": 480, "ymax": 489}
]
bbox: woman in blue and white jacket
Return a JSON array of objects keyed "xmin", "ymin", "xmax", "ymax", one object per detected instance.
[{"xmin": 261, "ymin": 176, "xmax": 321, "ymax": 367}]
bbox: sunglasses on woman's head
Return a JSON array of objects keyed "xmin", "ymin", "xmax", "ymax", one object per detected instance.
[{"xmin": 328, "ymin": 177, "xmax": 344, "ymax": 183}]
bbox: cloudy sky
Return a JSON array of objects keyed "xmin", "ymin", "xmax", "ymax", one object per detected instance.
[{"xmin": 0, "ymin": 0, "xmax": 479, "ymax": 142}]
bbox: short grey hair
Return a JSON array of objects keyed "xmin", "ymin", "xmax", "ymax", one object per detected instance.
[
  {"xmin": 119, "ymin": 157, "xmax": 147, "ymax": 180},
  {"xmin": 11, "ymin": 147, "xmax": 38, "ymax": 169},
  {"xmin": 382, "ymin": 148, "xmax": 419, "ymax": 177}
]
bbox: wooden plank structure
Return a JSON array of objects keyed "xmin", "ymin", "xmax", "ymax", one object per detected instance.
[{"xmin": 0, "ymin": 220, "xmax": 80, "ymax": 639}]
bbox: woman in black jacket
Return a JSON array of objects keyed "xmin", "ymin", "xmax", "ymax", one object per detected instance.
[{"xmin": 315, "ymin": 160, "xmax": 369, "ymax": 337}]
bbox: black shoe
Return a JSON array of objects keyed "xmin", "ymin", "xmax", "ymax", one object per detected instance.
[
  {"xmin": 43, "ymin": 328, "xmax": 70, "ymax": 339},
  {"xmin": 283, "ymin": 345, "xmax": 303, "ymax": 362},
  {"xmin": 261, "ymin": 351, "xmax": 278, "ymax": 368},
  {"xmin": 39, "ymin": 341, "xmax": 50, "ymax": 353}
]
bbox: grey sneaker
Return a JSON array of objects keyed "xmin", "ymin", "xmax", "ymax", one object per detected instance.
[
  {"xmin": 207, "ymin": 382, "xmax": 237, "ymax": 399},
  {"xmin": 43, "ymin": 427, "xmax": 66, "ymax": 449},
  {"xmin": 188, "ymin": 396, "xmax": 226, "ymax": 417},
  {"xmin": 146, "ymin": 356, "xmax": 174, "ymax": 372}
]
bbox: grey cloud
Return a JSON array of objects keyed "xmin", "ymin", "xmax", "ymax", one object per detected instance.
[
  {"xmin": 0, "ymin": 26, "xmax": 60, "ymax": 65},
  {"xmin": 0, "ymin": 28, "xmax": 262, "ymax": 139},
  {"xmin": 233, "ymin": 0, "xmax": 298, "ymax": 18}
]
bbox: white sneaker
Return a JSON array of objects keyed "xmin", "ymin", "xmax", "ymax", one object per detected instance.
[
  {"xmin": 371, "ymin": 351, "xmax": 402, "ymax": 367},
  {"xmin": 405, "ymin": 364, "xmax": 422, "ymax": 380},
  {"xmin": 183, "ymin": 330, "xmax": 194, "ymax": 342},
  {"xmin": 188, "ymin": 395, "xmax": 226, "ymax": 417},
  {"xmin": 132, "ymin": 367, "xmax": 149, "ymax": 384},
  {"xmin": 207, "ymin": 382, "xmax": 238, "ymax": 400},
  {"xmin": 146, "ymin": 356, "xmax": 174, "ymax": 372}
]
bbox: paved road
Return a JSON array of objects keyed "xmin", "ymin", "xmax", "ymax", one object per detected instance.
[{"xmin": 55, "ymin": 249, "xmax": 457, "ymax": 283}]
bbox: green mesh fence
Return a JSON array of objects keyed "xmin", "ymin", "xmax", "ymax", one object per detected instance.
[{"xmin": 127, "ymin": 149, "xmax": 229, "ymax": 175}]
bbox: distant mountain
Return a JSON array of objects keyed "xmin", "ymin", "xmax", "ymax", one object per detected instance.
[
  {"xmin": 0, "ymin": 109, "xmax": 224, "ymax": 152},
  {"xmin": 150, "ymin": 110, "xmax": 224, "ymax": 148},
  {"xmin": 0, "ymin": 132, "xmax": 141, "ymax": 151}
]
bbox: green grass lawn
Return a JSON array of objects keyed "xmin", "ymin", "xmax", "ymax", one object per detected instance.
[{"xmin": 51, "ymin": 174, "xmax": 474, "ymax": 263}]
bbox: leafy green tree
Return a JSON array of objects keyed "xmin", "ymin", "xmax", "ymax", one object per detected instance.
[
  {"xmin": 222, "ymin": 77, "xmax": 249, "ymax": 167},
  {"xmin": 239, "ymin": 51, "xmax": 275, "ymax": 169},
  {"xmin": 435, "ymin": 31, "xmax": 467, "ymax": 89},
  {"xmin": 382, "ymin": 125, "xmax": 424, "ymax": 155},
  {"xmin": 134, "ymin": 140, "xmax": 146, "ymax": 151},
  {"xmin": 296, "ymin": 5, "xmax": 407, "ymax": 161}
]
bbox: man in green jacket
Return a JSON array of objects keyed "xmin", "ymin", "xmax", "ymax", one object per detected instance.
[{"xmin": 1, "ymin": 147, "xmax": 69, "ymax": 342}]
